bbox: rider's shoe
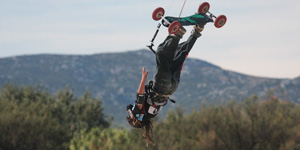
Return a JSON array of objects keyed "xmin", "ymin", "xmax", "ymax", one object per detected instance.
[
  {"xmin": 175, "ymin": 26, "xmax": 186, "ymax": 38},
  {"xmin": 191, "ymin": 23, "xmax": 206, "ymax": 37},
  {"xmin": 194, "ymin": 23, "xmax": 205, "ymax": 32}
]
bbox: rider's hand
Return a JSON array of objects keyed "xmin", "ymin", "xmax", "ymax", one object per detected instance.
[{"xmin": 142, "ymin": 67, "xmax": 148, "ymax": 80}]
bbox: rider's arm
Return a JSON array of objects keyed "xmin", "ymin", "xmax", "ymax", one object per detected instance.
[
  {"xmin": 136, "ymin": 67, "xmax": 148, "ymax": 109},
  {"xmin": 137, "ymin": 67, "xmax": 148, "ymax": 94}
]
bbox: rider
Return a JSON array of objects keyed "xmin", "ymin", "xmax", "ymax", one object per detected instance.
[{"xmin": 126, "ymin": 24, "xmax": 205, "ymax": 145}]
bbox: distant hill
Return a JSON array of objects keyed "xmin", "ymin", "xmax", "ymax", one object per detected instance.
[{"xmin": 1, "ymin": 50, "xmax": 299, "ymax": 125}]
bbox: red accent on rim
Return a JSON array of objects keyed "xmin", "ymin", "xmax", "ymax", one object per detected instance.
[
  {"xmin": 152, "ymin": 7, "xmax": 165, "ymax": 21},
  {"xmin": 214, "ymin": 15, "xmax": 227, "ymax": 28},
  {"xmin": 168, "ymin": 21, "xmax": 181, "ymax": 34},
  {"xmin": 198, "ymin": 2, "xmax": 210, "ymax": 13}
]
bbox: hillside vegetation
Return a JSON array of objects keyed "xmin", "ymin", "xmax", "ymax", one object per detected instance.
[
  {"xmin": 1, "ymin": 50, "xmax": 300, "ymax": 125},
  {"xmin": 0, "ymin": 84, "xmax": 299, "ymax": 150}
]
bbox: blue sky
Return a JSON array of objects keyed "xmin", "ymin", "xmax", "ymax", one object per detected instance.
[{"xmin": 0, "ymin": 0, "xmax": 299, "ymax": 79}]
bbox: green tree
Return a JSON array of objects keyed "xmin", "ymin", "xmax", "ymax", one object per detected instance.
[
  {"xmin": 70, "ymin": 127, "xmax": 131, "ymax": 150},
  {"xmin": 0, "ymin": 84, "xmax": 110, "ymax": 150},
  {"xmin": 128, "ymin": 97, "xmax": 300, "ymax": 150}
]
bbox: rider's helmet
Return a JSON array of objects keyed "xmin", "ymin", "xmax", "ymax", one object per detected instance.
[{"xmin": 126, "ymin": 104, "xmax": 143, "ymax": 128}]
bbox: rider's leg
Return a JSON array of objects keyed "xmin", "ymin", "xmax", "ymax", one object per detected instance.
[
  {"xmin": 153, "ymin": 35, "xmax": 180, "ymax": 95},
  {"xmin": 170, "ymin": 25, "xmax": 205, "ymax": 89},
  {"xmin": 153, "ymin": 28, "xmax": 186, "ymax": 95},
  {"xmin": 172, "ymin": 23, "xmax": 205, "ymax": 67}
]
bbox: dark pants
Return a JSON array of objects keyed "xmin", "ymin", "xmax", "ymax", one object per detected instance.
[{"xmin": 153, "ymin": 34, "xmax": 198, "ymax": 96}]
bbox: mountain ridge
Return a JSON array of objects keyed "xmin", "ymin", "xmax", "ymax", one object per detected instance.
[{"xmin": 1, "ymin": 49, "xmax": 299, "ymax": 125}]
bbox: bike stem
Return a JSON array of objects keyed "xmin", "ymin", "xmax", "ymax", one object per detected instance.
[
  {"xmin": 162, "ymin": 17, "xmax": 171, "ymax": 25},
  {"xmin": 207, "ymin": 11, "xmax": 217, "ymax": 19},
  {"xmin": 204, "ymin": 8, "xmax": 217, "ymax": 19}
]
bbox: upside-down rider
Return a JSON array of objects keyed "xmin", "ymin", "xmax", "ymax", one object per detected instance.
[{"xmin": 126, "ymin": 23, "xmax": 206, "ymax": 145}]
